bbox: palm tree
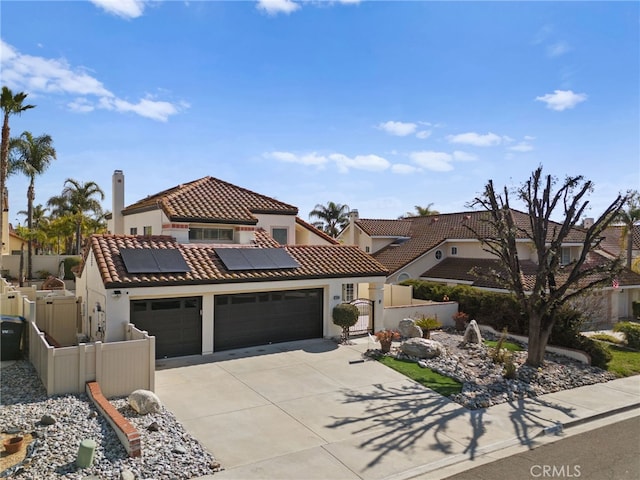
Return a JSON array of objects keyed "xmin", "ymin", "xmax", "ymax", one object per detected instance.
[
  {"xmin": 402, "ymin": 203, "xmax": 440, "ymax": 218},
  {"xmin": 308, "ymin": 201, "xmax": 350, "ymax": 237},
  {"xmin": 57, "ymin": 178, "xmax": 105, "ymax": 254},
  {"xmin": 9, "ymin": 132, "xmax": 56, "ymax": 278},
  {"xmin": 616, "ymin": 191, "xmax": 640, "ymax": 268},
  {"xmin": 0, "ymin": 86, "xmax": 35, "ymax": 266}
]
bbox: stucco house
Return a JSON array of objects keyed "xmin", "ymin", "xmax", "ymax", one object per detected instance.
[
  {"xmin": 76, "ymin": 172, "xmax": 388, "ymax": 358},
  {"xmin": 338, "ymin": 210, "xmax": 640, "ymax": 323}
]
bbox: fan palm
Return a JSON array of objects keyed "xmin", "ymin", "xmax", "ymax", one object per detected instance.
[{"xmin": 616, "ymin": 191, "xmax": 640, "ymax": 268}]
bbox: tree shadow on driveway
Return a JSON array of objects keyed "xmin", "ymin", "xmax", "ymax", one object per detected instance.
[{"xmin": 326, "ymin": 381, "xmax": 578, "ymax": 470}]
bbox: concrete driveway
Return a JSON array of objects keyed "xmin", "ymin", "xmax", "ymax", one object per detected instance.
[{"xmin": 153, "ymin": 338, "xmax": 575, "ymax": 480}]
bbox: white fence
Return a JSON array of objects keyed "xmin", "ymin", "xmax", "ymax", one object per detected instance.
[{"xmin": 28, "ymin": 322, "xmax": 155, "ymax": 398}]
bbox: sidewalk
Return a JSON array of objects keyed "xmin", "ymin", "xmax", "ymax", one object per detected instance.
[{"xmin": 162, "ymin": 338, "xmax": 640, "ymax": 480}]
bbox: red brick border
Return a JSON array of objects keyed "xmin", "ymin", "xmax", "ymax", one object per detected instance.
[{"xmin": 86, "ymin": 381, "xmax": 141, "ymax": 457}]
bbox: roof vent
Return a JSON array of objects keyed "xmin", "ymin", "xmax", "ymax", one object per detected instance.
[
  {"xmin": 463, "ymin": 215, "xmax": 471, "ymax": 221},
  {"xmin": 431, "ymin": 217, "xmax": 439, "ymax": 224}
]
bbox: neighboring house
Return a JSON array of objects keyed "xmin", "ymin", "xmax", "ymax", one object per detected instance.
[
  {"xmin": 600, "ymin": 224, "xmax": 640, "ymax": 266},
  {"xmin": 7, "ymin": 225, "xmax": 27, "ymax": 255},
  {"xmin": 77, "ymin": 172, "xmax": 388, "ymax": 358},
  {"xmin": 338, "ymin": 210, "xmax": 640, "ymax": 322}
]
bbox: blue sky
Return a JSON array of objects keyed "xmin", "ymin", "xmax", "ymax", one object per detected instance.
[{"xmin": 1, "ymin": 0, "xmax": 638, "ymax": 226}]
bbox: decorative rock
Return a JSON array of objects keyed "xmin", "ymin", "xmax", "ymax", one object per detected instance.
[
  {"xmin": 120, "ymin": 469, "xmax": 136, "ymax": 480},
  {"xmin": 400, "ymin": 337, "xmax": 445, "ymax": 359},
  {"xmin": 128, "ymin": 389, "xmax": 162, "ymax": 415},
  {"xmin": 398, "ymin": 318, "xmax": 417, "ymax": 338},
  {"xmin": 146, "ymin": 421, "xmax": 160, "ymax": 432},
  {"xmin": 463, "ymin": 319, "xmax": 482, "ymax": 344},
  {"xmin": 40, "ymin": 414, "xmax": 57, "ymax": 425},
  {"xmin": 172, "ymin": 444, "xmax": 187, "ymax": 454}
]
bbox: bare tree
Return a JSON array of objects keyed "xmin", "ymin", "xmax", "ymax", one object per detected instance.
[{"xmin": 469, "ymin": 166, "xmax": 628, "ymax": 367}]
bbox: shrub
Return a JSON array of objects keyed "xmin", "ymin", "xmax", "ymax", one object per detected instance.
[
  {"xmin": 503, "ymin": 355, "xmax": 517, "ymax": 379},
  {"xmin": 613, "ymin": 322, "xmax": 640, "ymax": 350},
  {"xmin": 632, "ymin": 301, "xmax": 640, "ymax": 319},
  {"xmin": 452, "ymin": 311, "xmax": 469, "ymax": 331},
  {"xmin": 63, "ymin": 257, "xmax": 81, "ymax": 280},
  {"xmin": 414, "ymin": 315, "xmax": 442, "ymax": 337},
  {"xmin": 332, "ymin": 303, "xmax": 359, "ymax": 343}
]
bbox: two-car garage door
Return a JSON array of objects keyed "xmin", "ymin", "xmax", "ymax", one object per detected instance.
[{"xmin": 131, "ymin": 288, "xmax": 323, "ymax": 357}]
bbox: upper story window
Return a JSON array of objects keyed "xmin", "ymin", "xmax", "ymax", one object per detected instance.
[
  {"xmin": 143, "ymin": 226, "xmax": 152, "ymax": 236},
  {"xmin": 189, "ymin": 227, "xmax": 234, "ymax": 242},
  {"xmin": 365, "ymin": 246, "xmax": 370, "ymax": 253},
  {"xmin": 342, "ymin": 283, "xmax": 354, "ymax": 302},
  {"xmin": 272, "ymin": 227, "xmax": 288, "ymax": 245},
  {"xmin": 560, "ymin": 247, "xmax": 571, "ymax": 266},
  {"xmin": 435, "ymin": 250, "xmax": 443, "ymax": 260},
  {"xmin": 130, "ymin": 227, "xmax": 138, "ymax": 235},
  {"xmin": 451, "ymin": 246, "xmax": 458, "ymax": 255}
]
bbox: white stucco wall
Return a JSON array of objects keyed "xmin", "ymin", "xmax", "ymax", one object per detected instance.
[
  {"xmin": 254, "ymin": 213, "xmax": 297, "ymax": 244},
  {"xmin": 122, "ymin": 209, "xmax": 167, "ymax": 236}
]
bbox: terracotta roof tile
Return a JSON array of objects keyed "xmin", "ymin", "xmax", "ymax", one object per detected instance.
[
  {"xmin": 122, "ymin": 176, "xmax": 298, "ymax": 224},
  {"xmin": 356, "ymin": 219, "xmax": 412, "ymax": 237},
  {"xmin": 87, "ymin": 234, "xmax": 388, "ymax": 288},
  {"xmin": 369, "ymin": 210, "xmax": 590, "ymax": 274}
]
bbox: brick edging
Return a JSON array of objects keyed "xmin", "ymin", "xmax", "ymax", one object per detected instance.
[{"xmin": 86, "ymin": 381, "xmax": 141, "ymax": 457}]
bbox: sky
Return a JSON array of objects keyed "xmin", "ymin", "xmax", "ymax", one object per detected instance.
[{"xmin": 1, "ymin": 0, "xmax": 639, "ymax": 227}]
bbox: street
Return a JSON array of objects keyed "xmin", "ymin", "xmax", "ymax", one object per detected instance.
[{"xmin": 443, "ymin": 415, "xmax": 640, "ymax": 480}]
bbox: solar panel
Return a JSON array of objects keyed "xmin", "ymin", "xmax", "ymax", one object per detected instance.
[
  {"xmin": 120, "ymin": 249, "xmax": 157, "ymax": 273},
  {"xmin": 216, "ymin": 248, "xmax": 300, "ymax": 271},
  {"xmin": 120, "ymin": 248, "xmax": 190, "ymax": 274}
]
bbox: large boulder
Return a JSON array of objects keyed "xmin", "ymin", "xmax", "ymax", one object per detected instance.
[
  {"xmin": 400, "ymin": 337, "xmax": 444, "ymax": 359},
  {"xmin": 128, "ymin": 389, "xmax": 162, "ymax": 415},
  {"xmin": 463, "ymin": 319, "xmax": 482, "ymax": 345},
  {"xmin": 398, "ymin": 318, "xmax": 422, "ymax": 338}
]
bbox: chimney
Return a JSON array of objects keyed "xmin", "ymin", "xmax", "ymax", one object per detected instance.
[
  {"xmin": 348, "ymin": 209, "xmax": 359, "ymax": 246},
  {"xmin": 112, "ymin": 170, "xmax": 125, "ymax": 235},
  {"xmin": 582, "ymin": 217, "xmax": 594, "ymax": 229},
  {"xmin": 348, "ymin": 209, "xmax": 359, "ymax": 223}
]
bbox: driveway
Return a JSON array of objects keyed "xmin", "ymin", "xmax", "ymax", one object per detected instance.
[{"xmin": 154, "ymin": 338, "xmax": 560, "ymax": 480}]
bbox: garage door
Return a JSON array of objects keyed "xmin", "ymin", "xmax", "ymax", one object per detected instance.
[
  {"xmin": 214, "ymin": 288, "xmax": 323, "ymax": 351},
  {"xmin": 131, "ymin": 297, "xmax": 202, "ymax": 358}
]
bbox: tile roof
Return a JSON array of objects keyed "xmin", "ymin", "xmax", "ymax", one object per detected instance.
[
  {"xmin": 86, "ymin": 234, "xmax": 388, "ymax": 289},
  {"xmin": 600, "ymin": 225, "xmax": 640, "ymax": 257},
  {"xmin": 122, "ymin": 176, "xmax": 298, "ymax": 224},
  {"xmin": 356, "ymin": 219, "xmax": 412, "ymax": 237},
  {"xmin": 422, "ymin": 252, "xmax": 640, "ymax": 291},
  {"xmin": 365, "ymin": 210, "xmax": 589, "ymax": 274}
]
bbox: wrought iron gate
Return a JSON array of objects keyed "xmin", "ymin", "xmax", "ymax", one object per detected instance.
[{"xmin": 349, "ymin": 298, "xmax": 374, "ymax": 335}]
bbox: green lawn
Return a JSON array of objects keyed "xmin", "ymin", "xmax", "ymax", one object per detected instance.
[
  {"xmin": 377, "ymin": 356, "xmax": 463, "ymax": 396},
  {"xmin": 604, "ymin": 344, "xmax": 640, "ymax": 378},
  {"xmin": 483, "ymin": 339, "xmax": 524, "ymax": 352}
]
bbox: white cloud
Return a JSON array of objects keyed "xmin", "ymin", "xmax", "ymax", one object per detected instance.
[
  {"xmin": 416, "ymin": 130, "xmax": 432, "ymax": 139},
  {"xmin": 509, "ymin": 142, "xmax": 534, "ymax": 152},
  {"xmin": 257, "ymin": 0, "xmax": 300, "ymax": 15},
  {"xmin": 264, "ymin": 151, "xmax": 328, "ymax": 167},
  {"xmin": 265, "ymin": 151, "xmax": 390, "ymax": 173},
  {"xmin": 0, "ymin": 40, "xmax": 185, "ymax": 121},
  {"xmin": 524, "ymin": 135, "xmax": 536, "ymax": 141},
  {"xmin": 409, "ymin": 151, "xmax": 453, "ymax": 172},
  {"xmin": 452, "ymin": 151, "xmax": 477, "ymax": 162},
  {"xmin": 446, "ymin": 132, "xmax": 503, "ymax": 147},
  {"xmin": 536, "ymin": 89, "xmax": 587, "ymax": 111},
  {"xmin": 378, "ymin": 120, "xmax": 417, "ymax": 137},
  {"xmin": 391, "ymin": 164, "xmax": 421, "ymax": 174},
  {"xmin": 329, "ymin": 153, "xmax": 390, "ymax": 173},
  {"xmin": 547, "ymin": 41, "xmax": 571, "ymax": 57},
  {"xmin": 90, "ymin": 0, "xmax": 146, "ymax": 19}
]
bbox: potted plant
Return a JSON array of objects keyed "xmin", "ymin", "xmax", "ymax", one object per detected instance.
[
  {"xmin": 452, "ymin": 311, "xmax": 470, "ymax": 331},
  {"xmin": 414, "ymin": 316, "xmax": 442, "ymax": 339},
  {"xmin": 374, "ymin": 329, "xmax": 400, "ymax": 353}
]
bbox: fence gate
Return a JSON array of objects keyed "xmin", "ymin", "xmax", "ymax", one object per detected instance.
[{"xmin": 349, "ymin": 298, "xmax": 374, "ymax": 335}]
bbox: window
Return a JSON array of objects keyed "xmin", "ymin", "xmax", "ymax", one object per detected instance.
[
  {"xmin": 435, "ymin": 250, "xmax": 443, "ymax": 260},
  {"xmin": 561, "ymin": 247, "xmax": 571, "ymax": 265},
  {"xmin": 365, "ymin": 246, "xmax": 370, "ymax": 253},
  {"xmin": 398, "ymin": 273, "xmax": 410, "ymax": 282},
  {"xmin": 342, "ymin": 283, "xmax": 354, "ymax": 302},
  {"xmin": 130, "ymin": 227, "xmax": 138, "ymax": 235},
  {"xmin": 451, "ymin": 246, "xmax": 458, "ymax": 255},
  {"xmin": 189, "ymin": 227, "xmax": 234, "ymax": 242},
  {"xmin": 272, "ymin": 227, "xmax": 288, "ymax": 245},
  {"xmin": 143, "ymin": 226, "xmax": 152, "ymax": 236}
]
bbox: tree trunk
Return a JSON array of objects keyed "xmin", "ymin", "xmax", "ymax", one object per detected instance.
[
  {"xmin": 27, "ymin": 182, "xmax": 34, "ymax": 280},
  {"xmin": 526, "ymin": 313, "xmax": 552, "ymax": 367},
  {"xmin": 0, "ymin": 114, "xmax": 10, "ymax": 270},
  {"xmin": 627, "ymin": 230, "xmax": 633, "ymax": 269}
]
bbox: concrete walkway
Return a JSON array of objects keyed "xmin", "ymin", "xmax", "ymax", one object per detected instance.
[{"xmin": 154, "ymin": 338, "xmax": 640, "ymax": 480}]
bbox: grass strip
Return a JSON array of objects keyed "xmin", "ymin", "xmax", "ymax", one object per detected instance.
[{"xmin": 377, "ymin": 356, "xmax": 463, "ymax": 396}]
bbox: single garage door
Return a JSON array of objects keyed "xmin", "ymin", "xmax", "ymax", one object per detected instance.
[
  {"xmin": 214, "ymin": 288, "xmax": 323, "ymax": 351},
  {"xmin": 131, "ymin": 297, "xmax": 202, "ymax": 358}
]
